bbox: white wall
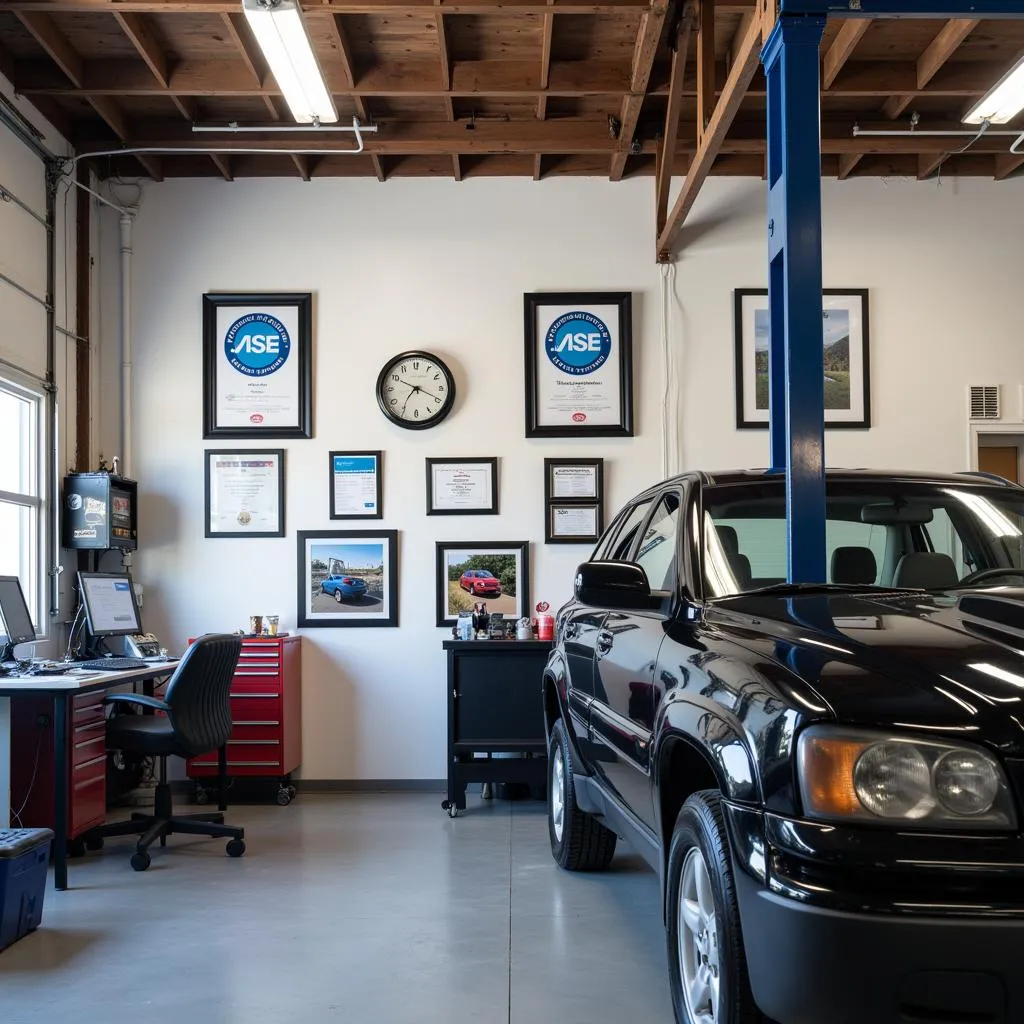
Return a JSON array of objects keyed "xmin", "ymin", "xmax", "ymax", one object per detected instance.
[{"xmin": 97, "ymin": 172, "xmax": 1024, "ymax": 780}]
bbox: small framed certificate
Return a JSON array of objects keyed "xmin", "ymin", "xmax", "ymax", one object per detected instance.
[
  {"xmin": 547, "ymin": 503, "xmax": 602, "ymax": 544},
  {"xmin": 545, "ymin": 458, "xmax": 603, "ymax": 502},
  {"xmin": 330, "ymin": 450, "xmax": 382, "ymax": 519},
  {"xmin": 205, "ymin": 449, "xmax": 285, "ymax": 538},
  {"xmin": 426, "ymin": 458, "xmax": 498, "ymax": 516}
]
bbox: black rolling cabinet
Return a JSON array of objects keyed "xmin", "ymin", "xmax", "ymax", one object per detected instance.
[{"xmin": 441, "ymin": 640, "xmax": 551, "ymax": 816}]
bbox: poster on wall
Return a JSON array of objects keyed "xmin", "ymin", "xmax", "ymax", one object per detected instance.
[
  {"xmin": 204, "ymin": 449, "xmax": 285, "ymax": 538},
  {"xmin": 296, "ymin": 530, "xmax": 398, "ymax": 628},
  {"xmin": 524, "ymin": 292, "xmax": 633, "ymax": 438},
  {"xmin": 733, "ymin": 289, "xmax": 871, "ymax": 429},
  {"xmin": 203, "ymin": 292, "xmax": 313, "ymax": 439}
]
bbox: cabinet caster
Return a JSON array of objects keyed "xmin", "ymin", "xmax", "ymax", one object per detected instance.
[
  {"xmin": 276, "ymin": 788, "xmax": 292, "ymax": 806},
  {"xmin": 194, "ymin": 786, "xmax": 209, "ymax": 806},
  {"xmin": 130, "ymin": 851, "xmax": 151, "ymax": 872},
  {"xmin": 226, "ymin": 838, "xmax": 246, "ymax": 858},
  {"xmin": 85, "ymin": 836, "xmax": 104, "ymax": 852},
  {"xmin": 287, "ymin": 785, "xmax": 297, "ymax": 799}
]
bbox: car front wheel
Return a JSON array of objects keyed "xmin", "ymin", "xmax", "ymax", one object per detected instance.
[
  {"xmin": 667, "ymin": 791, "xmax": 764, "ymax": 1024},
  {"xmin": 334, "ymin": 590, "xmax": 343, "ymax": 603},
  {"xmin": 547, "ymin": 718, "xmax": 616, "ymax": 871}
]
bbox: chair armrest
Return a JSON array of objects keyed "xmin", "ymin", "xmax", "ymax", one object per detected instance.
[{"xmin": 104, "ymin": 693, "xmax": 170, "ymax": 712}]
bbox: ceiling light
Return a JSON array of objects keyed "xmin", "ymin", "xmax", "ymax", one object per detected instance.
[
  {"xmin": 964, "ymin": 55, "xmax": 1024, "ymax": 126},
  {"xmin": 242, "ymin": 0, "xmax": 337, "ymax": 125}
]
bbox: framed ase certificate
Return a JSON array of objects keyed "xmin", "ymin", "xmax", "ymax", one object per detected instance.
[
  {"xmin": 524, "ymin": 292, "xmax": 633, "ymax": 438},
  {"xmin": 205, "ymin": 449, "xmax": 285, "ymax": 538},
  {"xmin": 203, "ymin": 292, "xmax": 313, "ymax": 439},
  {"xmin": 547, "ymin": 503, "xmax": 601, "ymax": 544},
  {"xmin": 330, "ymin": 451, "xmax": 382, "ymax": 519}
]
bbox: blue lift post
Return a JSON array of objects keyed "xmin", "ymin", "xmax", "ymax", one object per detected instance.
[{"xmin": 762, "ymin": 0, "xmax": 1024, "ymax": 585}]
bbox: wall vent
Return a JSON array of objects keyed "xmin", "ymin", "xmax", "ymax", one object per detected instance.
[{"xmin": 969, "ymin": 385, "xmax": 1000, "ymax": 420}]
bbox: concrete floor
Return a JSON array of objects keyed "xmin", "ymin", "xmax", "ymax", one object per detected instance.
[{"xmin": 0, "ymin": 793, "xmax": 673, "ymax": 1024}]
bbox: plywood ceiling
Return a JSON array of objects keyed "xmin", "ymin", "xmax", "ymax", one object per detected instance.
[{"xmin": 1, "ymin": 1, "xmax": 1023, "ymax": 185}]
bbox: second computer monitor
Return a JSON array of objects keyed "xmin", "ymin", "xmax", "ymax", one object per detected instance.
[
  {"xmin": 0, "ymin": 575, "xmax": 36, "ymax": 657},
  {"xmin": 78, "ymin": 572, "xmax": 142, "ymax": 637}
]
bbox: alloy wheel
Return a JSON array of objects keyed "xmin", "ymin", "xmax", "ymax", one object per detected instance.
[
  {"xmin": 679, "ymin": 846, "xmax": 720, "ymax": 1024},
  {"xmin": 551, "ymin": 746, "xmax": 566, "ymax": 843}
]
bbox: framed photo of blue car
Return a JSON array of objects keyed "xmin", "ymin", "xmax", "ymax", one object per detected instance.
[
  {"xmin": 297, "ymin": 529, "xmax": 398, "ymax": 628},
  {"xmin": 203, "ymin": 292, "xmax": 313, "ymax": 439},
  {"xmin": 733, "ymin": 288, "xmax": 871, "ymax": 429},
  {"xmin": 524, "ymin": 292, "xmax": 633, "ymax": 438}
]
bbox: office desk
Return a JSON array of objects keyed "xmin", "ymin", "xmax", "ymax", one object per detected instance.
[{"xmin": 0, "ymin": 661, "xmax": 179, "ymax": 890}]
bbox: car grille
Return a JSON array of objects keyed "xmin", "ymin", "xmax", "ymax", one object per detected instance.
[{"xmin": 1004, "ymin": 758, "xmax": 1024, "ymax": 820}]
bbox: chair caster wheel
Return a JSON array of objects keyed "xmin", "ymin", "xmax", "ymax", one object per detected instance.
[
  {"xmin": 194, "ymin": 787, "xmax": 209, "ymax": 805},
  {"xmin": 447, "ymin": 804, "xmax": 459, "ymax": 819},
  {"xmin": 226, "ymin": 838, "xmax": 246, "ymax": 858},
  {"xmin": 287, "ymin": 785, "xmax": 297, "ymax": 799},
  {"xmin": 130, "ymin": 851, "xmax": 151, "ymax": 872},
  {"xmin": 276, "ymin": 788, "xmax": 291, "ymax": 806},
  {"xmin": 85, "ymin": 836, "xmax": 104, "ymax": 852}
]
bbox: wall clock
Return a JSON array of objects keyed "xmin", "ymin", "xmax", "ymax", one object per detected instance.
[{"xmin": 376, "ymin": 351, "xmax": 456, "ymax": 429}]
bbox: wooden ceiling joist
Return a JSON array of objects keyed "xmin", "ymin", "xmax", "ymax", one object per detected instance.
[
  {"xmin": 995, "ymin": 153, "xmax": 1024, "ymax": 181},
  {"xmin": 837, "ymin": 153, "xmax": 863, "ymax": 180},
  {"xmin": 882, "ymin": 19, "xmax": 979, "ymax": 120},
  {"xmin": 536, "ymin": 1, "xmax": 554, "ymax": 119},
  {"xmin": 822, "ymin": 18, "xmax": 870, "ymax": 90},
  {"xmin": 696, "ymin": 0, "xmax": 715, "ymax": 136},
  {"xmin": 4, "ymin": 0, "xmax": 728, "ymax": 12},
  {"xmin": 610, "ymin": 0, "xmax": 669, "ymax": 180},
  {"xmin": 655, "ymin": 3, "xmax": 763, "ymax": 256},
  {"xmin": 113, "ymin": 12, "xmax": 168, "ymax": 87},
  {"xmin": 656, "ymin": 3, "xmax": 695, "ymax": 244}
]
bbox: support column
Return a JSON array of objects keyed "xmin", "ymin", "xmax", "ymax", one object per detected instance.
[{"xmin": 762, "ymin": 15, "xmax": 827, "ymax": 583}]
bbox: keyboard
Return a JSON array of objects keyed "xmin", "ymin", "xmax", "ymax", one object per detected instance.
[{"xmin": 76, "ymin": 657, "xmax": 150, "ymax": 672}]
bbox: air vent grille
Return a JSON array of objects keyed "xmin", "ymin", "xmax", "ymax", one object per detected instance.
[{"xmin": 969, "ymin": 385, "xmax": 1000, "ymax": 420}]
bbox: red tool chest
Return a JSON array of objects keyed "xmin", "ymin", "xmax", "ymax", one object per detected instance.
[{"xmin": 186, "ymin": 635, "xmax": 301, "ymax": 805}]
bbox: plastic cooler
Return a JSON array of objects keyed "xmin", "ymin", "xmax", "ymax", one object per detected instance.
[{"xmin": 0, "ymin": 828, "xmax": 53, "ymax": 953}]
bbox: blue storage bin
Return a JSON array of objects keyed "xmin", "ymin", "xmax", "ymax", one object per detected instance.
[{"xmin": 0, "ymin": 828, "xmax": 52, "ymax": 953}]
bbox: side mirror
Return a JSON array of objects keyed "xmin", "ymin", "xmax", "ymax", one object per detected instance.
[{"xmin": 574, "ymin": 561, "xmax": 653, "ymax": 610}]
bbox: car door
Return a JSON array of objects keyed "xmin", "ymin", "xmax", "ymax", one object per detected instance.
[
  {"xmin": 562, "ymin": 497, "xmax": 656, "ymax": 751},
  {"xmin": 589, "ymin": 490, "xmax": 681, "ymax": 831}
]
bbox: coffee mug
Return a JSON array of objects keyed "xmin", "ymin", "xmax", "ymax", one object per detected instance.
[{"xmin": 249, "ymin": 614, "xmax": 263, "ymax": 636}]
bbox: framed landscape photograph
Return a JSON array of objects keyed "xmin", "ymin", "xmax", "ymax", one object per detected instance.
[
  {"xmin": 435, "ymin": 541, "xmax": 529, "ymax": 627},
  {"xmin": 524, "ymin": 292, "xmax": 633, "ymax": 438},
  {"xmin": 205, "ymin": 448, "xmax": 284, "ymax": 538},
  {"xmin": 297, "ymin": 529, "xmax": 398, "ymax": 628},
  {"xmin": 733, "ymin": 289, "xmax": 870, "ymax": 429},
  {"xmin": 203, "ymin": 292, "xmax": 313, "ymax": 439},
  {"xmin": 426, "ymin": 457, "xmax": 498, "ymax": 515}
]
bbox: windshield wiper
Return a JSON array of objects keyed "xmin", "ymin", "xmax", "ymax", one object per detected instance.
[{"xmin": 730, "ymin": 582, "xmax": 906, "ymax": 598}]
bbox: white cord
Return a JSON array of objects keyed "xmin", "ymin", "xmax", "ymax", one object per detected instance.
[
  {"xmin": 660, "ymin": 264, "xmax": 671, "ymax": 479},
  {"xmin": 11, "ymin": 730, "xmax": 43, "ymax": 828}
]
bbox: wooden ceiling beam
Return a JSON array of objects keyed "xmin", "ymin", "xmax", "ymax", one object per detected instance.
[
  {"xmin": 882, "ymin": 18, "xmax": 979, "ymax": 120},
  {"xmin": 656, "ymin": 2, "xmax": 695, "ymax": 242},
  {"xmin": 220, "ymin": 13, "xmax": 267, "ymax": 87},
  {"xmin": 610, "ymin": 0, "xmax": 669, "ymax": 180},
  {"xmin": 113, "ymin": 12, "xmax": 168, "ymax": 88},
  {"xmin": 656, "ymin": 2, "xmax": 762, "ymax": 255},
  {"xmin": 917, "ymin": 152, "xmax": 945, "ymax": 179},
  {"xmin": 5, "ymin": 0, "xmax": 727, "ymax": 13},
  {"xmin": 696, "ymin": 0, "xmax": 714, "ymax": 137},
  {"xmin": 209, "ymin": 153, "xmax": 233, "ymax": 180},
  {"xmin": 536, "ymin": 1, "xmax": 554, "ymax": 119},
  {"xmin": 15, "ymin": 12, "xmax": 83, "ymax": 86},
  {"xmin": 836, "ymin": 153, "xmax": 863, "ymax": 179},
  {"xmin": 822, "ymin": 18, "xmax": 870, "ymax": 91},
  {"xmin": 995, "ymin": 153, "xmax": 1024, "ymax": 180}
]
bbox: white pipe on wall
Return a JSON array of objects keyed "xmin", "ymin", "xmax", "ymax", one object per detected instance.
[{"xmin": 120, "ymin": 210, "xmax": 134, "ymax": 478}]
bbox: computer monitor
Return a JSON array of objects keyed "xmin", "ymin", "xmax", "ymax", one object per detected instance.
[
  {"xmin": 78, "ymin": 572, "xmax": 142, "ymax": 638},
  {"xmin": 0, "ymin": 575, "xmax": 36, "ymax": 660}
]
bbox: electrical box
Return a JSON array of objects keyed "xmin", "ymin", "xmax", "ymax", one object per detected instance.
[{"xmin": 62, "ymin": 473, "xmax": 138, "ymax": 551}]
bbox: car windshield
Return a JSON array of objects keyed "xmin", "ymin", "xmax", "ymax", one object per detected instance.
[
  {"xmin": 475, "ymin": 571, "xmax": 494, "ymax": 578},
  {"xmin": 702, "ymin": 478, "xmax": 1024, "ymax": 598}
]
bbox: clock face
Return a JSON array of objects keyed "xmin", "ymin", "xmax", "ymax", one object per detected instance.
[{"xmin": 375, "ymin": 351, "xmax": 456, "ymax": 430}]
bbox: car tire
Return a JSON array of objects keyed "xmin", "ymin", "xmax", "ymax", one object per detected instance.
[
  {"xmin": 334, "ymin": 590, "xmax": 343, "ymax": 604},
  {"xmin": 667, "ymin": 791, "xmax": 764, "ymax": 1024},
  {"xmin": 547, "ymin": 718, "xmax": 617, "ymax": 871}
]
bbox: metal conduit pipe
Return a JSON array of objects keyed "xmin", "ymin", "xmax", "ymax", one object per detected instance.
[
  {"xmin": 120, "ymin": 210, "xmax": 134, "ymax": 479},
  {"xmin": 44, "ymin": 165, "xmax": 60, "ymax": 619}
]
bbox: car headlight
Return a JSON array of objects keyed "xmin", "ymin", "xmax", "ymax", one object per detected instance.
[{"xmin": 797, "ymin": 726, "xmax": 1017, "ymax": 830}]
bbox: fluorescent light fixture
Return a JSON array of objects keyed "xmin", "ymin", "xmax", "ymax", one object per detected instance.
[
  {"xmin": 242, "ymin": 0, "xmax": 337, "ymax": 125},
  {"xmin": 964, "ymin": 55, "xmax": 1024, "ymax": 125}
]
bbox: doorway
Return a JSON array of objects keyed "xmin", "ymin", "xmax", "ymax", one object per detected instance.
[{"xmin": 976, "ymin": 434, "xmax": 1024, "ymax": 484}]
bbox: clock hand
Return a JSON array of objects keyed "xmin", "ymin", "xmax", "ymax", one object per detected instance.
[{"xmin": 400, "ymin": 386, "xmax": 417, "ymax": 418}]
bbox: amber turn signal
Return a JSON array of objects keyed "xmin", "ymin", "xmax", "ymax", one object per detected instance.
[{"xmin": 799, "ymin": 734, "xmax": 868, "ymax": 817}]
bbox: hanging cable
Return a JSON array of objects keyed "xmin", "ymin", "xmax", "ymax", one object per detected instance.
[{"xmin": 660, "ymin": 263, "xmax": 671, "ymax": 479}]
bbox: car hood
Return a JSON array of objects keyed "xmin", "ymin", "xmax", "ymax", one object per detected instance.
[{"xmin": 708, "ymin": 588, "xmax": 1024, "ymax": 754}]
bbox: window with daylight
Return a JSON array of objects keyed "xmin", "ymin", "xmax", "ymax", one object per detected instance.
[{"xmin": 0, "ymin": 377, "xmax": 43, "ymax": 630}]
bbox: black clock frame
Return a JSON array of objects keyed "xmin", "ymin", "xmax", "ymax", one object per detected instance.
[{"xmin": 375, "ymin": 350, "xmax": 456, "ymax": 430}]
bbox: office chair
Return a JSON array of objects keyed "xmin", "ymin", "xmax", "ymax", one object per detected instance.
[{"xmin": 87, "ymin": 633, "xmax": 245, "ymax": 872}]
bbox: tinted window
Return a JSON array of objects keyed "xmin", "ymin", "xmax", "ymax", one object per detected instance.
[
  {"xmin": 636, "ymin": 494, "xmax": 681, "ymax": 591},
  {"xmin": 606, "ymin": 499, "xmax": 654, "ymax": 561}
]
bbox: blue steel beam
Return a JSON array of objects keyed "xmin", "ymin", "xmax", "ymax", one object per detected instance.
[
  {"xmin": 779, "ymin": 1, "xmax": 1024, "ymax": 15},
  {"xmin": 763, "ymin": 15, "xmax": 828, "ymax": 584}
]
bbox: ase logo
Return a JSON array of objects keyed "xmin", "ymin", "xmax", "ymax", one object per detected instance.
[
  {"xmin": 545, "ymin": 311, "xmax": 611, "ymax": 376},
  {"xmin": 224, "ymin": 313, "xmax": 291, "ymax": 377}
]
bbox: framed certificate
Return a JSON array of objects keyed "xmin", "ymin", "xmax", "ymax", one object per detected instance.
[
  {"xmin": 203, "ymin": 292, "xmax": 313, "ymax": 439},
  {"xmin": 545, "ymin": 458, "xmax": 603, "ymax": 502},
  {"xmin": 330, "ymin": 450, "xmax": 382, "ymax": 519},
  {"xmin": 546, "ymin": 503, "xmax": 602, "ymax": 545},
  {"xmin": 205, "ymin": 449, "xmax": 285, "ymax": 538},
  {"xmin": 524, "ymin": 292, "xmax": 633, "ymax": 438},
  {"xmin": 426, "ymin": 458, "xmax": 498, "ymax": 515}
]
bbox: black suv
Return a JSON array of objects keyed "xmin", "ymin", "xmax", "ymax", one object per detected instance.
[{"xmin": 543, "ymin": 469, "xmax": 1024, "ymax": 1024}]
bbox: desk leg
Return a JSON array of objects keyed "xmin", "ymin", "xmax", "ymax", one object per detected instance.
[
  {"xmin": 218, "ymin": 745, "xmax": 227, "ymax": 812},
  {"xmin": 0, "ymin": 696, "xmax": 10, "ymax": 827},
  {"xmin": 53, "ymin": 695, "xmax": 68, "ymax": 891}
]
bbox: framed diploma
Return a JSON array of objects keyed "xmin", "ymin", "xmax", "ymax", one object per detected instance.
[
  {"xmin": 426, "ymin": 457, "xmax": 498, "ymax": 515},
  {"xmin": 330, "ymin": 450, "xmax": 383, "ymax": 519},
  {"xmin": 205, "ymin": 449, "xmax": 285, "ymax": 538},
  {"xmin": 546, "ymin": 503, "xmax": 602, "ymax": 544},
  {"xmin": 545, "ymin": 458, "xmax": 603, "ymax": 502},
  {"xmin": 524, "ymin": 292, "xmax": 633, "ymax": 438},
  {"xmin": 203, "ymin": 292, "xmax": 313, "ymax": 439}
]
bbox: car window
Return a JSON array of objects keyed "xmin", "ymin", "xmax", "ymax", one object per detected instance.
[
  {"xmin": 606, "ymin": 499, "xmax": 655, "ymax": 561},
  {"xmin": 635, "ymin": 494, "xmax": 681, "ymax": 591},
  {"xmin": 923, "ymin": 507, "xmax": 969, "ymax": 574}
]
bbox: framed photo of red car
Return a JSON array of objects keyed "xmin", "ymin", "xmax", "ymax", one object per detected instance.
[
  {"xmin": 203, "ymin": 292, "xmax": 313, "ymax": 439},
  {"xmin": 297, "ymin": 529, "xmax": 398, "ymax": 628},
  {"xmin": 435, "ymin": 541, "xmax": 529, "ymax": 627},
  {"xmin": 524, "ymin": 292, "xmax": 633, "ymax": 438},
  {"xmin": 204, "ymin": 448, "xmax": 285, "ymax": 538},
  {"xmin": 426, "ymin": 458, "xmax": 498, "ymax": 515}
]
